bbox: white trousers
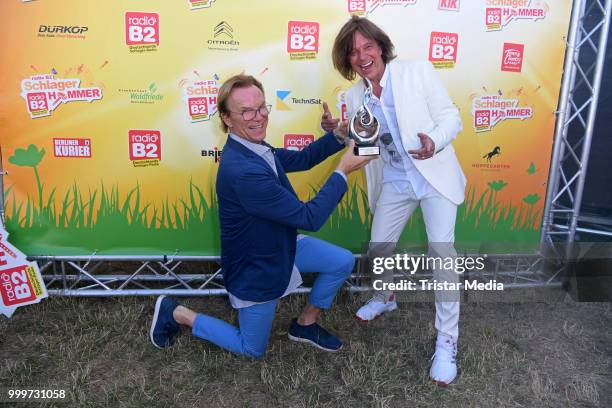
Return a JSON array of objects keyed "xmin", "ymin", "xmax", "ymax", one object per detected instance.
[{"xmin": 370, "ymin": 182, "xmax": 460, "ymax": 340}]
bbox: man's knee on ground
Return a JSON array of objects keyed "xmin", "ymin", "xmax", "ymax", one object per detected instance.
[{"xmin": 336, "ymin": 249, "xmax": 355, "ymax": 278}]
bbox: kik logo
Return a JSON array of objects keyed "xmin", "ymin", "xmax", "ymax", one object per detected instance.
[{"xmin": 276, "ymin": 90, "xmax": 291, "ymax": 111}]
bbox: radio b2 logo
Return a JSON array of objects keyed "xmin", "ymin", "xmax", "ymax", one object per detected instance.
[
  {"xmin": 474, "ymin": 110, "xmax": 490, "ymax": 132},
  {"xmin": 348, "ymin": 0, "xmax": 366, "ymax": 15},
  {"xmin": 429, "ymin": 32, "xmax": 458, "ymax": 69},
  {"xmin": 188, "ymin": 97, "xmax": 210, "ymax": 120},
  {"xmin": 125, "ymin": 12, "xmax": 159, "ymax": 51},
  {"xmin": 129, "ymin": 130, "xmax": 161, "ymax": 167},
  {"xmin": 26, "ymin": 92, "xmax": 49, "ymax": 117},
  {"xmin": 486, "ymin": 8, "xmax": 502, "ymax": 30},
  {"xmin": 287, "ymin": 21, "xmax": 319, "ymax": 60},
  {"xmin": 284, "ymin": 134, "xmax": 314, "ymax": 151}
]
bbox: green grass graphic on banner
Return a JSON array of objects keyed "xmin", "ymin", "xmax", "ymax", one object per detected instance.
[
  {"xmin": 5, "ymin": 180, "xmax": 540, "ymax": 256},
  {"xmin": 5, "ymin": 144, "xmax": 540, "ymax": 255}
]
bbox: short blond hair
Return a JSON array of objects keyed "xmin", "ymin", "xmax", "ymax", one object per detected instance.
[{"xmin": 217, "ymin": 74, "xmax": 265, "ymax": 133}]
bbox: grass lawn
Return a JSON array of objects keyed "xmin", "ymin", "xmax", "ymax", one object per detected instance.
[{"xmin": 1, "ymin": 290, "xmax": 610, "ymax": 407}]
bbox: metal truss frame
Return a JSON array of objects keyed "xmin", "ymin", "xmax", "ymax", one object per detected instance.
[
  {"xmin": 2, "ymin": 1, "xmax": 609, "ymax": 297},
  {"xmin": 33, "ymin": 253, "xmax": 561, "ymax": 297},
  {"xmin": 541, "ymin": 0, "xmax": 612, "ymax": 243}
]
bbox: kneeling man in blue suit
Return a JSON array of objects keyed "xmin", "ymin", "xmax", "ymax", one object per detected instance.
[{"xmin": 151, "ymin": 74, "xmax": 373, "ymax": 356}]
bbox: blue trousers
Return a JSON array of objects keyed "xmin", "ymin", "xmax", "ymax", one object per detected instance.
[{"xmin": 191, "ymin": 236, "xmax": 354, "ymax": 358}]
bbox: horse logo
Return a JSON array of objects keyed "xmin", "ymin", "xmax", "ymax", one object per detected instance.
[{"xmin": 483, "ymin": 146, "xmax": 501, "ymax": 162}]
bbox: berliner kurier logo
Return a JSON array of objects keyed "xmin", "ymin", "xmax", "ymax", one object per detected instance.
[{"xmin": 53, "ymin": 138, "xmax": 92, "ymax": 158}]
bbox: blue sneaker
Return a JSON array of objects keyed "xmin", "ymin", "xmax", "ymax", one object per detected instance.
[
  {"xmin": 150, "ymin": 296, "xmax": 181, "ymax": 349},
  {"xmin": 288, "ymin": 318, "xmax": 343, "ymax": 352}
]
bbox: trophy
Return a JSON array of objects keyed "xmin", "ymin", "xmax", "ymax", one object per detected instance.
[{"xmin": 349, "ymin": 77, "xmax": 380, "ymax": 156}]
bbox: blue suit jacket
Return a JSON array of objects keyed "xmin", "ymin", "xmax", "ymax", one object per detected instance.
[{"xmin": 216, "ymin": 132, "xmax": 347, "ymax": 302}]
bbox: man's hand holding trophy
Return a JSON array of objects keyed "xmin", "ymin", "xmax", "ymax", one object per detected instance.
[{"xmin": 322, "ymin": 77, "xmax": 381, "ymax": 157}]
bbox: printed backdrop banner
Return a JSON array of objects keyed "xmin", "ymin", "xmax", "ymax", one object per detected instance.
[{"xmin": 0, "ymin": 0, "xmax": 573, "ymax": 256}]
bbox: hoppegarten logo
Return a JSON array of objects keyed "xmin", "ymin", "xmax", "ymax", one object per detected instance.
[
  {"xmin": 485, "ymin": 0, "xmax": 547, "ymax": 31},
  {"xmin": 188, "ymin": 0, "xmax": 216, "ymax": 10},
  {"xmin": 429, "ymin": 32, "xmax": 459, "ymax": 69},
  {"xmin": 439, "ymin": 0, "xmax": 460, "ymax": 11},
  {"xmin": 284, "ymin": 134, "xmax": 314, "ymax": 151},
  {"xmin": 184, "ymin": 78, "xmax": 219, "ymax": 122},
  {"xmin": 472, "ymin": 145, "xmax": 511, "ymax": 172},
  {"xmin": 53, "ymin": 138, "xmax": 91, "ymax": 158},
  {"xmin": 472, "ymin": 95, "xmax": 532, "ymax": 132},
  {"xmin": 501, "ymin": 43, "xmax": 524, "ymax": 72},
  {"xmin": 129, "ymin": 130, "xmax": 161, "ymax": 167},
  {"xmin": 20, "ymin": 73, "xmax": 102, "ymax": 119},
  {"xmin": 201, "ymin": 147, "xmax": 222, "ymax": 163},
  {"xmin": 38, "ymin": 25, "xmax": 88, "ymax": 40},
  {"xmin": 287, "ymin": 21, "xmax": 319, "ymax": 61},
  {"xmin": 125, "ymin": 12, "xmax": 159, "ymax": 52}
]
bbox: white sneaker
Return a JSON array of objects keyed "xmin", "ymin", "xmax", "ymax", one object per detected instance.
[
  {"xmin": 430, "ymin": 334, "xmax": 458, "ymax": 386},
  {"xmin": 355, "ymin": 294, "xmax": 397, "ymax": 321}
]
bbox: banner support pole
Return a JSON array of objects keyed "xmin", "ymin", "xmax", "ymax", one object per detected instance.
[{"xmin": 0, "ymin": 145, "xmax": 6, "ymax": 229}]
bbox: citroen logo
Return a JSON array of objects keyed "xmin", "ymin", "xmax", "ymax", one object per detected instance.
[{"xmin": 214, "ymin": 21, "xmax": 233, "ymax": 38}]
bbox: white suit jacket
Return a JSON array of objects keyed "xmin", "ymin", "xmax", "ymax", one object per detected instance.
[{"xmin": 344, "ymin": 59, "xmax": 466, "ymax": 210}]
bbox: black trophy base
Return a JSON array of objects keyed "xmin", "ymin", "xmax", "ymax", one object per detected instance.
[{"xmin": 354, "ymin": 144, "xmax": 380, "ymax": 156}]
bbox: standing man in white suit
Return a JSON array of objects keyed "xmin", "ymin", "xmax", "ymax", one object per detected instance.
[{"xmin": 322, "ymin": 16, "xmax": 466, "ymax": 386}]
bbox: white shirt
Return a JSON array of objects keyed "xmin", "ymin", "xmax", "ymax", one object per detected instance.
[{"xmin": 369, "ymin": 67, "xmax": 436, "ymax": 199}]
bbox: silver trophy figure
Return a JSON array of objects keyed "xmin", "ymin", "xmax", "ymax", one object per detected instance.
[{"xmin": 349, "ymin": 77, "xmax": 380, "ymax": 156}]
